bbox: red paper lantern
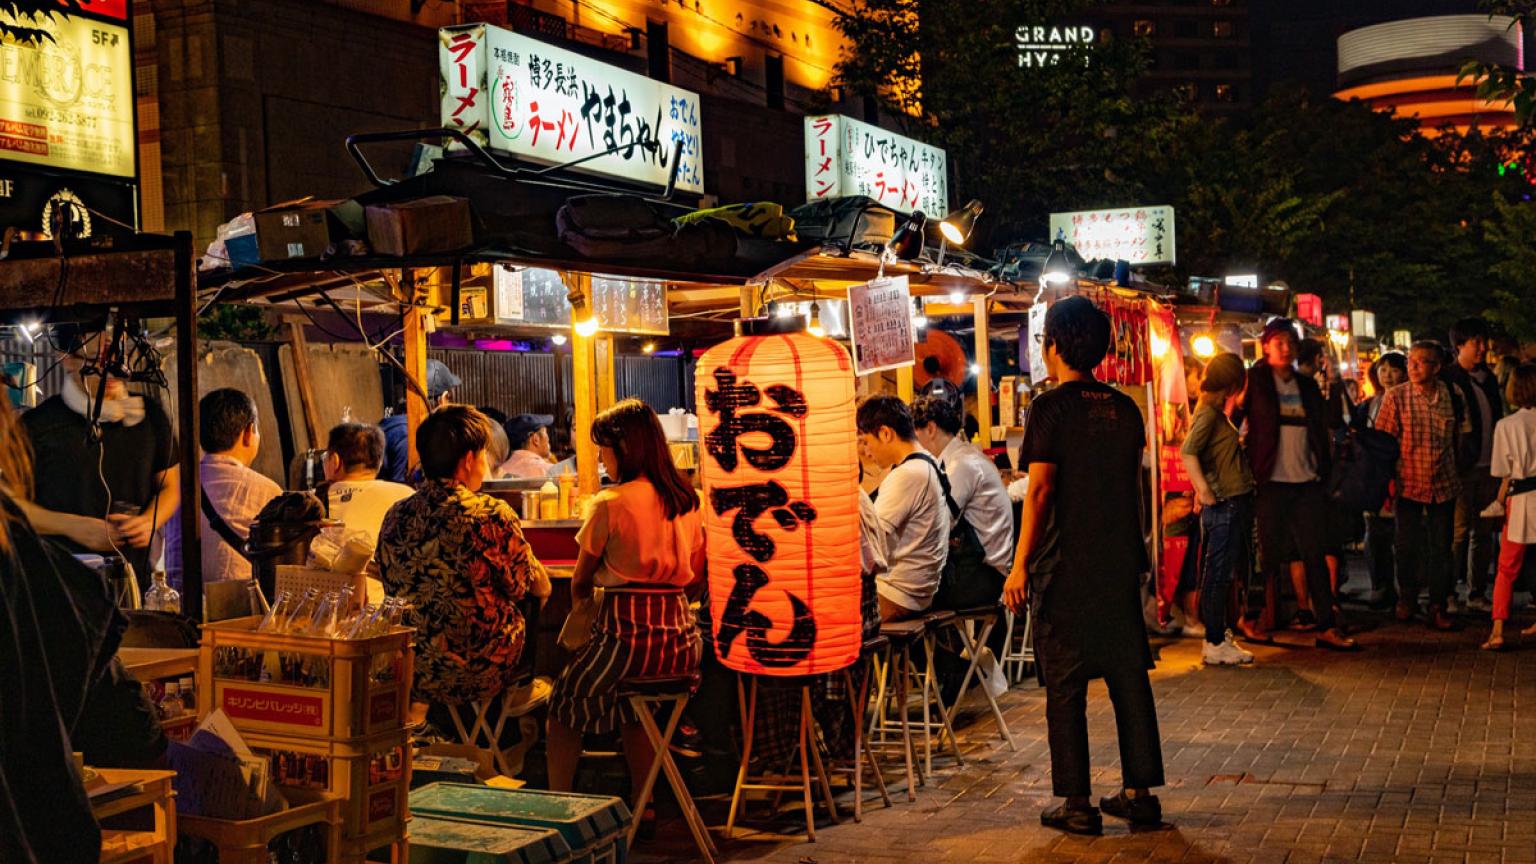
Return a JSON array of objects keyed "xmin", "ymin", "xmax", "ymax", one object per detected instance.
[{"xmin": 696, "ymin": 329, "xmax": 862, "ymax": 676}]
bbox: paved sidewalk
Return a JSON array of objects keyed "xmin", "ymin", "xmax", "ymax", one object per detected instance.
[{"xmin": 637, "ymin": 602, "xmax": 1536, "ymax": 863}]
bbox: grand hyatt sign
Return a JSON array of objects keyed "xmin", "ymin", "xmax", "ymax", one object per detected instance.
[{"xmin": 1016, "ymin": 24, "xmax": 1097, "ymax": 68}]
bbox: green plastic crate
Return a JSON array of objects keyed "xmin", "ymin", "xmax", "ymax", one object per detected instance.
[
  {"xmin": 409, "ymin": 815, "xmax": 573, "ymax": 864},
  {"xmin": 410, "ymin": 783, "xmax": 631, "ymax": 864}
]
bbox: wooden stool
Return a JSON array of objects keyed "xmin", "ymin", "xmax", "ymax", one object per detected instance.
[
  {"xmin": 1001, "ymin": 606, "xmax": 1036, "ymax": 684},
  {"xmin": 725, "ymin": 674, "xmax": 840, "ymax": 841},
  {"xmin": 445, "ymin": 676, "xmax": 552, "ymax": 777},
  {"xmin": 619, "ymin": 676, "xmax": 718, "ymax": 863},
  {"xmin": 869, "ymin": 619, "xmax": 924, "ymax": 799},
  {"xmin": 944, "ymin": 605, "xmax": 1017, "ymax": 751},
  {"xmin": 824, "ymin": 635, "xmax": 893, "ymax": 821},
  {"xmin": 914, "ymin": 610, "xmax": 964, "ymax": 776}
]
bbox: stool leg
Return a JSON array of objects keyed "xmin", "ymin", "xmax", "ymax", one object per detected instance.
[
  {"xmin": 894, "ymin": 645, "xmax": 917, "ymax": 799},
  {"xmin": 796, "ymin": 688, "xmax": 817, "ymax": 841},
  {"xmin": 923, "ymin": 630, "xmax": 964, "ymax": 765},
  {"xmin": 951, "ymin": 617, "xmax": 1017, "ymax": 752},
  {"xmin": 802, "ymin": 685, "xmax": 840, "ymax": 826},
  {"xmin": 868, "ymin": 651, "xmax": 890, "ymax": 744},
  {"xmin": 625, "ymin": 696, "xmax": 669, "ymax": 851},
  {"xmin": 725, "ymin": 676, "xmax": 758, "ymax": 839},
  {"xmin": 916, "ymin": 640, "xmax": 934, "ymax": 777},
  {"xmin": 641, "ymin": 695, "xmax": 719, "ymax": 862}
]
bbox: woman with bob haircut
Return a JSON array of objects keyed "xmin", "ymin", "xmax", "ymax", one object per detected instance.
[{"xmin": 545, "ymin": 398, "xmax": 706, "ymax": 808}]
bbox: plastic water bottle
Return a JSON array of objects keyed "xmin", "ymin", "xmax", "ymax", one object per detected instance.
[{"xmin": 143, "ymin": 571, "xmax": 181, "ymax": 614}]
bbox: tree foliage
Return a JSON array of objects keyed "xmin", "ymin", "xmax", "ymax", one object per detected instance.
[
  {"xmin": 0, "ymin": 1, "xmax": 85, "ymax": 44},
  {"xmin": 830, "ymin": 1, "xmax": 1536, "ymax": 340},
  {"xmin": 1459, "ymin": 1, "xmax": 1536, "ymax": 129}
]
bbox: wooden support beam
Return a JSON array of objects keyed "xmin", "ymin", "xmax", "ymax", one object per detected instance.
[
  {"xmin": 595, "ymin": 333, "xmax": 617, "ymax": 410},
  {"xmin": 565, "ymin": 272, "xmax": 601, "ymax": 497},
  {"xmin": 172, "ymin": 232, "xmax": 203, "ymax": 618},
  {"xmin": 974, "ymin": 296, "xmax": 992, "ymax": 447},
  {"xmin": 896, "ymin": 365, "xmax": 914, "ymax": 401},
  {"xmin": 283, "ymin": 316, "xmax": 324, "ymax": 453},
  {"xmin": 400, "ymin": 269, "xmax": 430, "ymax": 476}
]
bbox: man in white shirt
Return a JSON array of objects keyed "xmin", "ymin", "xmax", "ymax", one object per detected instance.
[
  {"xmin": 913, "ymin": 394, "xmax": 1015, "ymax": 607},
  {"xmin": 166, "ymin": 388, "xmax": 281, "ymax": 584},
  {"xmin": 856, "ymin": 395, "xmax": 950, "ymax": 620},
  {"xmin": 323, "ymin": 423, "xmax": 414, "ymax": 550},
  {"xmin": 499, "ymin": 413, "xmax": 556, "ymax": 479}
]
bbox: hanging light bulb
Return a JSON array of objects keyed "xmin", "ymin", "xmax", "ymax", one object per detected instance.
[
  {"xmin": 807, "ymin": 301, "xmax": 826, "ymax": 338},
  {"xmin": 1191, "ymin": 334, "xmax": 1217, "ymax": 358},
  {"xmin": 551, "ymin": 333, "xmax": 568, "ymax": 346},
  {"xmin": 642, "ymin": 341, "xmax": 656, "ymax": 354}
]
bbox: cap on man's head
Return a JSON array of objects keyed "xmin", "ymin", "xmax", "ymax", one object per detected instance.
[
  {"xmin": 426, "ymin": 359, "xmax": 461, "ymax": 400},
  {"xmin": 1260, "ymin": 318, "xmax": 1298, "ymax": 345},
  {"xmin": 506, "ymin": 413, "xmax": 554, "ymax": 447}
]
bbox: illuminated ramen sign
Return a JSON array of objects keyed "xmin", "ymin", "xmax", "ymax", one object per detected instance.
[{"xmin": 1015, "ymin": 25, "xmax": 1097, "ymax": 69}]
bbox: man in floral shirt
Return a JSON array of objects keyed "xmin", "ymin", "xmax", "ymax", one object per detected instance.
[
  {"xmin": 1375, "ymin": 341, "xmax": 1462, "ymax": 630},
  {"xmin": 378, "ymin": 406, "xmax": 550, "ymax": 705}
]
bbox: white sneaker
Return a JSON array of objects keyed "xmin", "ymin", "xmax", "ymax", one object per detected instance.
[
  {"xmin": 1181, "ymin": 623, "xmax": 1207, "ymax": 639},
  {"xmin": 1202, "ymin": 637, "xmax": 1248, "ymax": 666},
  {"xmin": 1225, "ymin": 631, "xmax": 1255, "ymax": 664}
]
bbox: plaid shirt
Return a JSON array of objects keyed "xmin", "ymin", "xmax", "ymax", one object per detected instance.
[{"xmin": 1374, "ymin": 381, "xmax": 1461, "ymax": 504}]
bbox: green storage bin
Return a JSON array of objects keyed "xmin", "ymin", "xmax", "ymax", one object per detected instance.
[
  {"xmin": 410, "ymin": 783, "xmax": 631, "ymax": 864},
  {"xmin": 409, "ymin": 815, "xmax": 573, "ymax": 864}
]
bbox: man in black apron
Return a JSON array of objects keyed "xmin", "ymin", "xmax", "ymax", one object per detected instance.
[{"xmin": 1005, "ymin": 296, "xmax": 1165, "ymax": 835}]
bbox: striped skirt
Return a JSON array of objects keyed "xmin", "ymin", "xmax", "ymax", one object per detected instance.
[{"xmin": 548, "ymin": 585, "xmax": 702, "ymax": 735}]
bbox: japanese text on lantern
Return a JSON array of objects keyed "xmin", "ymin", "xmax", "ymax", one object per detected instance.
[{"xmin": 704, "ymin": 369, "xmax": 818, "ymax": 668}]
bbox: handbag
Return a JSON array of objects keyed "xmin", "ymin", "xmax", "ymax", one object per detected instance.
[{"xmin": 557, "ymin": 588, "xmax": 604, "ymax": 652}]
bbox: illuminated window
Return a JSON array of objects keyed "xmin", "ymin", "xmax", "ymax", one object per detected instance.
[
  {"xmin": 1213, "ymin": 20, "xmax": 1233, "ymax": 38},
  {"xmin": 1133, "ymin": 19, "xmax": 1155, "ymax": 37},
  {"xmin": 1215, "ymin": 83, "xmax": 1237, "ymax": 102},
  {"xmin": 1177, "ymin": 82, "xmax": 1199, "ymax": 102}
]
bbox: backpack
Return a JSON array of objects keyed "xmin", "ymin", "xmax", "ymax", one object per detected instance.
[
  {"xmin": 1326, "ymin": 427, "xmax": 1400, "ymax": 511},
  {"xmin": 901, "ymin": 452, "xmax": 1004, "ymax": 610},
  {"xmin": 786, "ymin": 196, "xmax": 896, "ymax": 251}
]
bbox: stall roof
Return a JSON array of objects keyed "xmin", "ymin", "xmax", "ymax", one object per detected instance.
[{"xmin": 749, "ymin": 245, "xmax": 999, "ymax": 298}]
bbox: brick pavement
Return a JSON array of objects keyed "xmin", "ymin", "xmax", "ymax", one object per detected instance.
[{"xmin": 633, "ymin": 589, "xmax": 1536, "ymax": 863}]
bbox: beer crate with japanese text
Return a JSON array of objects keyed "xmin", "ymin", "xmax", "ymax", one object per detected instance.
[
  {"xmin": 240, "ymin": 728, "xmax": 410, "ymax": 843},
  {"xmin": 177, "ymin": 790, "xmax": 342, "ymax": 864},
  {"xmin": 198, "ymin": 616, "xmax": 414, "ymax": 741}
]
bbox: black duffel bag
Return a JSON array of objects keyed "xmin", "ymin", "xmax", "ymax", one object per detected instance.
[{"xmin": 1327, "ymin": 427, "xmax": 1400, "ymax": 512}]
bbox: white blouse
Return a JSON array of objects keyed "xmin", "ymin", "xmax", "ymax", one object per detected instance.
[{"xmin": 1491, "ymin": 408, "xmax": 1536, "ymax": 544}]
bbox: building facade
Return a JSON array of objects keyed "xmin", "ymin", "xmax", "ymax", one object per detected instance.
[
  {"xmin": 1094, "ymin": 0, "xmax": 1255, "ymax": 114},
  {"xmin": 136, "ymin": 0, "xmax": 861, "ymax": 248}
]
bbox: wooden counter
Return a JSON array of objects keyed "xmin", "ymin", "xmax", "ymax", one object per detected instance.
[
  {"xmin": 93, "ymin": 768, "xmax": 177, "ymax": 864},
  {"xmin": 117, "ymin": 648, "xmax": 199, "ymax": 683}
]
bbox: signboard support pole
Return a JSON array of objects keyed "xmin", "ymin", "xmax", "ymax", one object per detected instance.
[
  {"xmin": 973, "ymin": 297, "xmax": 992, "ymax": 447},
  {"xmin": 896, "ymin": 366, "xmax": 914, "ymax": 401},
  {"xmin": 567, "ymin": 272, "xmax": 601, "ymax": 497},
  {"xmin": 401, "ymin": 269, "xmax": 430, "ymax": 476},
  {"xmin": 739, "ymin": 284, "xmax": 757, "ymax": 319},
  {"xmin": 596, "ymin": 334, "xmax": 617, "ymax": 411},
  {"xmin": 173, "ymin": 231, "xmax": 202, "ymax": 619}
]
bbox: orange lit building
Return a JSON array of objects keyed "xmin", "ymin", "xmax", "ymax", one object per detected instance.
[{"xmin": 1334, "ymin": 14, "xmax": 1523, "ymax": 136}]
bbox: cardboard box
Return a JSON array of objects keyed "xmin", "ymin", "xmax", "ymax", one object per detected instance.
[
  {"xmin": 365, "ymin": 195, "xmax": 473, "ymax": 257},
  {"xmin": 253, "ymin": 199, "xmax": 363, "ymax": 262}
]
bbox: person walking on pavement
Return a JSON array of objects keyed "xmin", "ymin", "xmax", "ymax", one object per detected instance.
[
  {"xmin": 1179, "ymin": 353, "xmax": 1257, "ymax": 666},
  {"xmin": 1444, "ymin": 318, "xmax": 1504, "ymax": 611},
  {"xmin": 1357, "ymin": 353, "xmax": 1408, "ymax": 610},
  {"xmin": 1004, "ymin": 297, "xmax": 1166, "ymax": 836},
  {"xmin": 1375, "ymin": 341, "xmax": 1462, "ymax": 631},
  {"xmin": 1234, "ymin": 319, "xmax": 1355, "ymax": 650},
  {"xmin": 1482, "ymin": 364, "xmax": 1536, "ymax": 650}
]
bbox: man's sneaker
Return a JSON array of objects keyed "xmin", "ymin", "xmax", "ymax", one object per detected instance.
[
  {"xmin": 1100, "ymin": 790, "xmax": 1164, "ymax": 828},
  {"xmin": 1226, "ymin": 631, "xmax": 1255, "ymax": 664},
  {"xmin": 1202, "ymin": 637, "xmax": 1249, "ymax": 666},
  {"xmin": 1040, "ymin": 803, "xmax": 1102, "ymax": 835}
]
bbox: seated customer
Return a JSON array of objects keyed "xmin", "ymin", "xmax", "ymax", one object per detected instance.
[
  {"xmin": 377, "ymin": 406, "xmax": 550, "ymax": 706},
  {"xmin": 499, "ymin": 413, "xmax": 556, "ymax": 479},
  {"xmin": 856, "ymin": 395, "xmax": 951, "ymax": 620},
  {"xmin": 323, "ymin": 422, "xmax": 413, "ymax": 548},
  {"xmin": 913, "ymin": 393, "xmax": 1015, "ymax": 608},
  {"xmin": 166, "ymin": 388, "xmax": 281, "ymax": 585},
  {"xmin": 546, "ymin": 399, "xmax": 705, "ymax": 797}
]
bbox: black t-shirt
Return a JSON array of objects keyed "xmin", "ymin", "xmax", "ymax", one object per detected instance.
[
  {"xmin": 22, "ymin": 394, "xmax": 179, "ymax": 575},
  {"xmin": 1020, "ymin": 379, "xmax": 1151, "ymax": 677}
]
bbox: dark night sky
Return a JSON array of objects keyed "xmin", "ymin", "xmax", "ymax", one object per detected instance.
[{"xmin": 1250, "ymin": 0, "xmax": 1513, "ymax": 98}]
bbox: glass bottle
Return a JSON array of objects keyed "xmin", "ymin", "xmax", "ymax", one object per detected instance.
[
  {"xmin": 142, "ymin": 571, "xmax": 181, "ymax": 614},
  {"xmin": 282, "ymin": 589, "xmax": 319, "ymax": 634},
  {"xmin": 258, "ymin": 590, "xmax": 292, "ymax": 632},
  {"xmin": 178, "ymin": 676, "xmax": 196, "ymax": 713},
  {"xmin": 160, "ymin": 681, "xmax": 181, "ymax": 720},
  {"xmin": 244, "ymin": 579, "xmax": 269, "ymax": 617}
]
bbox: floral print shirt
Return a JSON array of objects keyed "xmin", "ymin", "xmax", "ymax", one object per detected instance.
[{"xmin": 377, "ymin": 480, "xmax": 544, "ymax": 704}]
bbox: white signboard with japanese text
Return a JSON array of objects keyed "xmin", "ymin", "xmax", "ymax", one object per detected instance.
[
  {"xmin": 805, "ymin": 115, "xmax": 947, "ymax": 216},
  {"xmin": 1048, "ymin": 205, "xmax": 1176, "ymax": 266},
  {"xmin": 848, "ymin": 276, "xmax": 915, "ymax": 375},
  {"xmin": 440, "ymin": 24, "xmax": 704, "ymax": 193}
]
